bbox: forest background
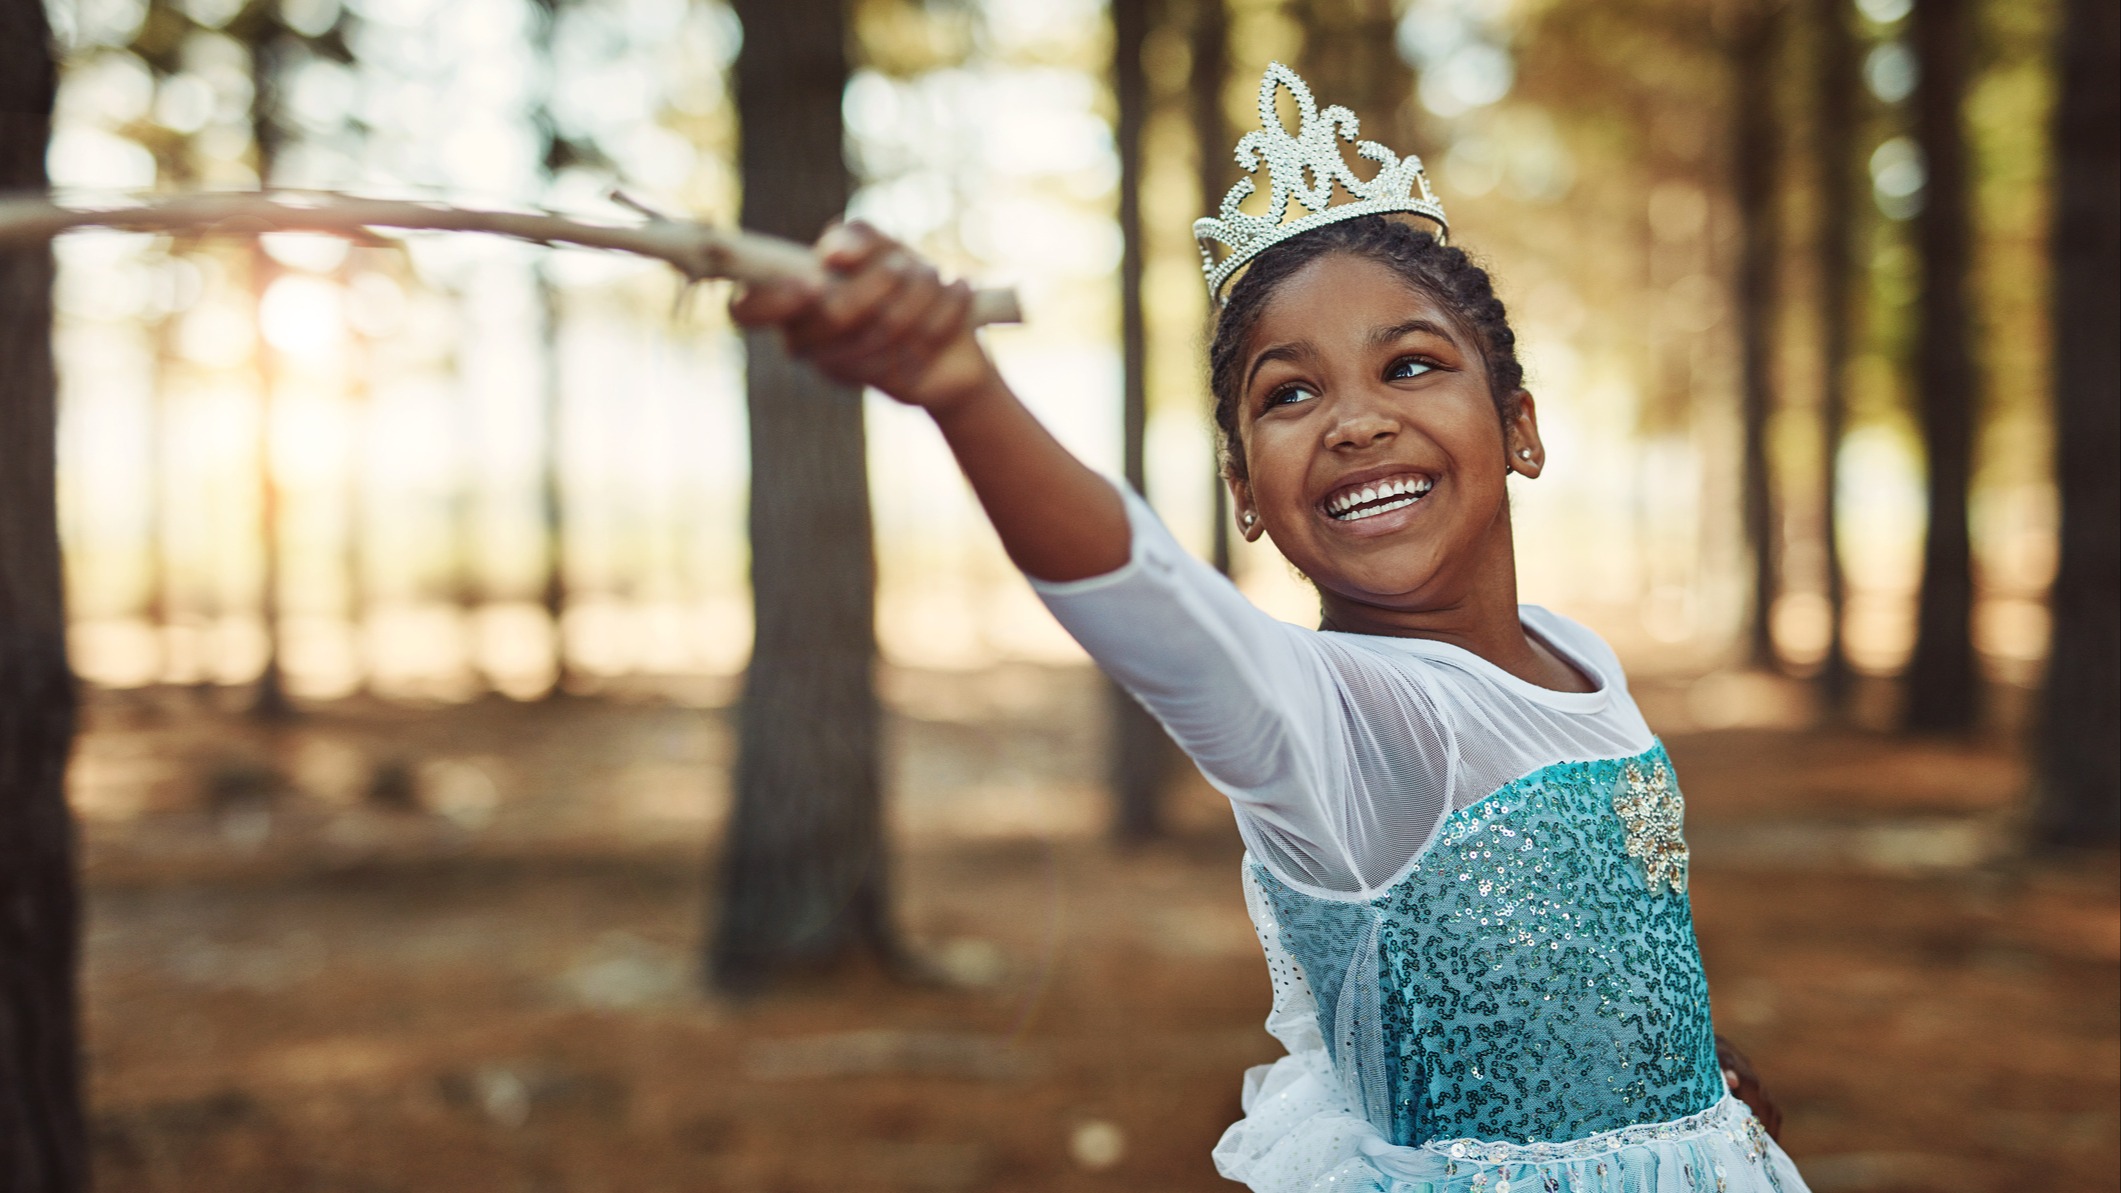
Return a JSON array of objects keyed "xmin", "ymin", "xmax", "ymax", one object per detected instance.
[{"xmin": 0, "ymin": 0, "xmax": 2114, "ymax": 1189}]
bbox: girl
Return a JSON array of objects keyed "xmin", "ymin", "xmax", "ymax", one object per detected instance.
[{"xmin": 733, "ymin": 63, "xmax": 1808, "ymax": 1193}]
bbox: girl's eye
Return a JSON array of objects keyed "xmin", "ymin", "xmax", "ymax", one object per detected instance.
[
  {"xmin": 1388, "ymin": 356, "xmax": 1435, "ymax": 381},
  {"xmin": 1265, "ymin": 384, "xmax": 1317, "ymax": 410}
]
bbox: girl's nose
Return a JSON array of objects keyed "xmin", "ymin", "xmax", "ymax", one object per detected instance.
[{"xmin": 1322, "ymin": 395, "xmax": 1400, "ymax": 452}]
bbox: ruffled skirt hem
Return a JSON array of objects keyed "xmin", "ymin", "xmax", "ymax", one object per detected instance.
[{"xmin": 1213, "ymin": 1051, "xmax": 1810, "ymax": 1193}]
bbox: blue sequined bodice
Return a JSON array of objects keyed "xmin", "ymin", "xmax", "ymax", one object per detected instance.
[{"xmin": 1254, "ymin": 742, "xmax": 1722, "ymax": 1147}]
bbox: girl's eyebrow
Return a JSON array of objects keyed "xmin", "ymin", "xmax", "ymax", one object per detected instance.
[
  {"xmin": 1367, "ymin": 318, "xmax": 1455, "ymax": 348},
  {"xmin": 1244, "ymin": 340, "xmax": 1311, "ymax": 392}
]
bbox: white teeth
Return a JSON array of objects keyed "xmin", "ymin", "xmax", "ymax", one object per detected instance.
[
  {"xmin": 1339, "ymin": 497, "xmax": 1415, "ymax": 521},
  {"xmin": 1325, "ymin": 476, "xmax": 1433, "ymax": 519}
]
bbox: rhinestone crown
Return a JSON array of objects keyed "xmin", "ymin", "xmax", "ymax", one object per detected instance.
[{"xmin": 1194, "ymin": 62, "xmax": 1449, "ymax": 303}]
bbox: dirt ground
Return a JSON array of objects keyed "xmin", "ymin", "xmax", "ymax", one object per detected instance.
[{"xmin": 73, "ymin": 667, "xmax": 2120, "ymax": 1193}]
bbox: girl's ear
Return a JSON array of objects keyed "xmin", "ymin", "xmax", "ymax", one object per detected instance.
[
  {"xmin": 1227, "ymin": 474, "xmax": 1265, "ymax": 541},
  {"xmin": 1504, "ymin": 389, "xmax": 1545, "ymax": 478}
]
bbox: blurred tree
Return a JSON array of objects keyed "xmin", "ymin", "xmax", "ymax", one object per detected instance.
[
  {"xmin": 0, "ymin": 1, "xmax": 89, "ymax": 1185},
  {"xmin": 1297, "ymin": 0, "xmax": 1403, "ymax": 148},
  {"xmin": 1729, "ymin": 0, "xmax": 1785, "ymax": 671},
  {"xmin": 1901, "ymin": 0, "xmax": 1977, "ymax": 732},
  {"xmin": 2034, "ymin": 0, "xmax": 2119, "ymax": 846},
  {"xmin": 1109, "ymin": 0, "xmax": 1174, "ymax": 841},
  {"xmin": 128, "ymin": 5, "xmax": 223, "ymax": 698},
  {"xmin": 232, "ymin": 0, "xmax": 299, "ymax": 718},
  {"xmin": 711, "ymin": 0, "xmax": 895, "ymax": 990},
  {"xmin": 535, "ymin": 256, "xmax": 573, "ymax": 696},
  {"xmin": 530, "ymin": 0, "xmax": 581, "ymax": 699},
  {"xmin": 1190, "ymin": 0, "xmax": 1233, "ymax": 578},
  {"xmin": 211, "ymin": 0, "xmax": 355, "ymax": 709},
  {"xmin": 1809, "ymin": 0, "xmax": 1860, "ymax": 710}
]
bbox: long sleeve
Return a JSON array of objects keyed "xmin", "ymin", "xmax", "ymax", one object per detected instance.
[
  {"xmin": 1028, "ymin": 480, "xmax": 1651, "ymax": 898},
  {"xmin": 1029, "ymin": 482, "xmax": 1475, "ymax": 894},
  {"xmin": 1027, "ymin": 484, "xmax": 1350, "ymax": 854}
]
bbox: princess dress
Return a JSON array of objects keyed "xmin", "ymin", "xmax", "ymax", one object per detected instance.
[{"xmin": 1031, "ymin": 487, "xmax": 1811, "ymax": 1193}]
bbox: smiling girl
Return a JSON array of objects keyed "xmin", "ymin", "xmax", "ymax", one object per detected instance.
[{"xmin": 732, "ymin": 62, "xmax": 1808, "ymax": 1193}]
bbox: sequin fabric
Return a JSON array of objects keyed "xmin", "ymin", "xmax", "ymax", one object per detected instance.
[{"xmin": 1255, "ymin": 742, "xmax": 1722, "ymax": 1147}]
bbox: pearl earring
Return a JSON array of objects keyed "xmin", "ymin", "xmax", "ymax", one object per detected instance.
[
  {"xmin": 1241, "ymin": 511, "xmax": 1257, "ymax": 529},
  {"xmin": 1518, "ymin": 448, "xmax": 1533, "ymax": 460}
]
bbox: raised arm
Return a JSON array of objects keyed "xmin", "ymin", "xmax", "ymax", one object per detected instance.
[
  {"xmin": 733, "ymin": 223, "xmax": 1378, "ymax": 887},
  {"xmin": 729, "ymin": 221, "xmax": 1127, "ymax": 583}
]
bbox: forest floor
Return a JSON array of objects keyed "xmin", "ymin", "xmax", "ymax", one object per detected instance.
[{"xmin": 73, "ymin": 666, "xmax": 2119, "ymax": 1193}]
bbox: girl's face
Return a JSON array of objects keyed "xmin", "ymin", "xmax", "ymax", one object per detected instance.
[{"xmin": 1229, "ymin": 252, "xmax": 1544, "ymax": 622}]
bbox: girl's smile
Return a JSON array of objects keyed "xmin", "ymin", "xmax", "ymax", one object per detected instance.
[{"xmin": 1320, "ymin": 469, "xmax": 1435, "ymax": 524}]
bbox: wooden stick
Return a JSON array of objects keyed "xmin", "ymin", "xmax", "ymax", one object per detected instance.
[{"xmin": 0, "ymin": 191, "xmax": 1023, "ymax": 326}]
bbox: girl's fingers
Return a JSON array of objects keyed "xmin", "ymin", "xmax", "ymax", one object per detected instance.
[
  {"xmin": 754, "ymin": 224, "xmax": 979, "ymax": 403},
  {"xmin": 737, "ymin": 222, "xmax": 897, "ymax": 339},
  {"xmin": 820, "ymin": 248, "xmax": 918, "ymax": 325},
  {"xmin": 786, "ymin": 249, "xmax": 914, "ymax": 354},
  {"xmin": 838, "ymin": 266, "xmax": 942, "ymax": 360},
  {"xmin": 816, "ymin": 266, "xmax": 958, "ymax": 385},
  {"xmin": 866, "ymin": 279, "xmax": 974, "ymax": 395},
  {"xmin": 910, "ymin": 278, "xmax": 974, "ymax": 351},
  {"xmin": 729, "ymin": 276, "xmax": 820, "ymax": 327},
  {"xmin": 816, "ymin": 220, "xmax": 888, "ymax": 273}
]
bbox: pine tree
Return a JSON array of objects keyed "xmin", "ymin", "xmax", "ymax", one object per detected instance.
[
  {"xmin": 1190, "ymin": 0, "xmax": 1234, "ymax": 578},
  {"xmin": 1730, "ymin": 0, "xmax": 1785, "ymax": 670},
  {"xmin": 1809, "ymin": 0, "xmax": 1861, "ymax": 710},
  {"xmin": 0, "ymin": 0, "xmax": 89, "ymax": 1182},
  {"xmin": 1109, "ymin": 0, "xmax": 1172, "ymax": 841},
  {"xmin": 710, "ymin": 0, "xmax": 895, "ymax": 990},
  {"xmin": 2034, "ymin": 0, "xmax": 2120, "ymax": 844},
  {"xmin": 1900, "ymin": 0, "xmax": 1979, "ymax": 732}
]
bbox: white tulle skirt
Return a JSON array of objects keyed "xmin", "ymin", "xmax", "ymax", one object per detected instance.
[{"xmin": 1213, "ymin": 1047, "xmax": 1811, "ymax": 1193}]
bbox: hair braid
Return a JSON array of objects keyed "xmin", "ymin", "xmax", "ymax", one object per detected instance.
[{"xmin": 1207, "ymin": 217, "xmax": 1524, "ymax": 480}]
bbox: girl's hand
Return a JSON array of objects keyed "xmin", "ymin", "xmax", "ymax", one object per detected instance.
[
  {"xmin": 1715, "ymin": 1034, "xmax": 1782, "ymax": 1141},
  {"xmin": 736, "ymin": 221, "xmax": 1126, "ymax": 582},
  {"xmin": 728, "ymin": 221, "xmax": 1000, "ymax": 415}
]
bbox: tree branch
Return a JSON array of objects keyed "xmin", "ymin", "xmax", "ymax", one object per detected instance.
[{"xmin": 0, "ymin": 191, "xmax": 1023, "ymax": 326}]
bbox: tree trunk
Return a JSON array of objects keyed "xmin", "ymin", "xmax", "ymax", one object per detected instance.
[
  {"xmin": 0, "ymin": 0, "xmax": 89, "ymax": 1185},
  {"xmin": 536, "ymin": 264, "xmax": 571, "ymax": 696},
  {"xmin": 1902, "ymin": 0, "xmax": 1979, "ymax": 732},
  {"xmin": 1190, "ymin": 0, "xmax": 1233, "ymax": 578},
  {"xmin": 711, "ymin": 0, "xmax": 893, "ymax": 991},
  {"xmin": 248, "ymin": 33, "xmax": 293, "ymax": 719},
  {"xmin": 531, "ymin": 0, "xmax": 574, "ymax": 699},
  {"xmin": 1731, "ymin": 0, "xmax": 1782, "ymax": 670},
  {"xmin": 1810, "ymin": 0, "xmax": 1859, "ymax": 710},
  {"xmin": 2034, "ymin": 0, "xmax": 2120, "ymax": 846},
  {"xmin": 1296, "ymin": 0, "xmax": 1403, "ymax": 147},
  {"xmin": 1109, "ymin": 0, "xmax": 1173, "ymax": 842}
]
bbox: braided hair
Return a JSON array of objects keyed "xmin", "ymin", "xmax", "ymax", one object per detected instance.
[{"xmin": 1207, "ymin": 216, "xmax": 1524, "ymax": 480}]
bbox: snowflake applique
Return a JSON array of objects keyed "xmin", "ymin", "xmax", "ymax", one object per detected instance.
[{"xmin": 1614, "ymin": 760, "xmax": 1689, "ymax": 894}]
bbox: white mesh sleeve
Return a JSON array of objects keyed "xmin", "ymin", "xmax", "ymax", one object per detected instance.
[
  {"xmin": 1030, "ymin": 482, "xmax": 1656, "ymax": 898},
  {"xmin": 1030, "ymin": 484, "xmax": 1462, "ymax": 893},
  {"xmin": 1029, "ymin": 484, "xmax": 1341, "ymax": 833}
]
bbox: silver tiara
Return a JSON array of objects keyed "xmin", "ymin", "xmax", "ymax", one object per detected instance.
[{"xmin": 1194, "ymin": 62, "xmax": 1448, "ymax": 303}]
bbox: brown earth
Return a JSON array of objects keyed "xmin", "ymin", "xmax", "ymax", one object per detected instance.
[{"xmin": 74, "ymin": 670, "xmax": 2119, "ymax": 1193}]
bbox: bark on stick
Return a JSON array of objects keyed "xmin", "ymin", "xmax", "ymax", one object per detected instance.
[{"xmin": 0, "ymin": 192, "xmax": 1022, "ymax": 325}]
